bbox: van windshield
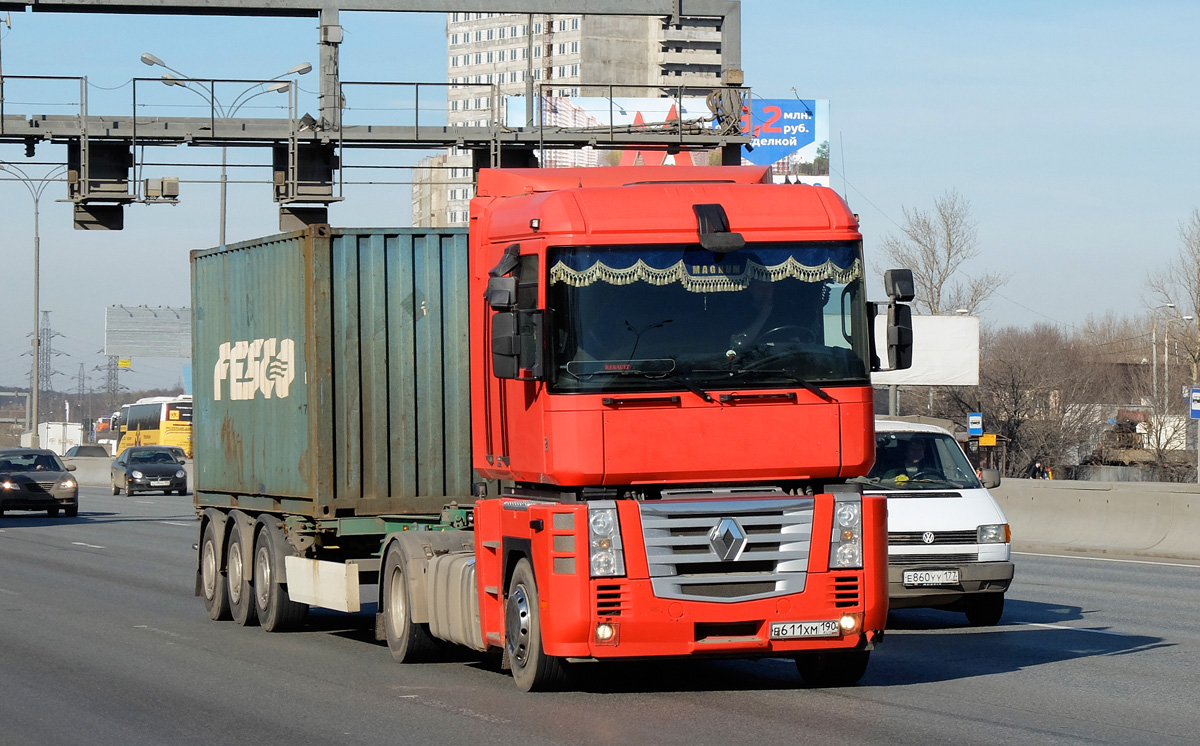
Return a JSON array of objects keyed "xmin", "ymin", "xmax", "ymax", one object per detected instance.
[{"xmin": 851, "ymin": 431, "xmax": 982, "ymax": 490}]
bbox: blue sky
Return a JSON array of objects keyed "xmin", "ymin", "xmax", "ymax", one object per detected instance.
[{"xmin": 1, "ymin": 1, "xmax": 1198, "ymax": 391}]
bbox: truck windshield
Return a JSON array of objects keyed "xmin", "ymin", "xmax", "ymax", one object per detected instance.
[
  {"xmin": 851, "ymin": 431, "xmax": 983, "ymax": 490},
  {"xmin": 547, "ymin": 242, "xmax": 870, "ymax": 394}
]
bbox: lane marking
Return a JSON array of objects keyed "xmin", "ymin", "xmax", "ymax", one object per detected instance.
[
  {"xmin": 0, "ymin": 587, "xmax": 18, "ymax": 595},
  {"xmin": 1015, "ymin": 551, "xmax": 1200, "ymax": 569},
  {"xmin": 71, "ymin": 541, "xmax": 106, "ymax": 549},
  {"xmin": 135, "ymin": 500, "xmax": 154, "ymax": 504},
  {"xmin": 161, "ymin": 521, "xmax": 190, "ymax": 527},
  {"xmin": 1013, "ymin": 621, "xmax": 1135, "ymax": 637}
]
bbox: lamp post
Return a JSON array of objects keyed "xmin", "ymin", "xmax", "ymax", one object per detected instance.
[
  {"xmin": 1150, "ymin": 303, "xmax": 1175, "ymax": 402},
  {"xmin": 0, "ymin": 163, "xmax": 67, "ymax": 448},
  {"xmin": 1164, "ymin": 314, "xmax": 1194, "ymax": 401},
  {"xmin": 140, "ymin": 54, "xmax": 311, "ymax": 245}
]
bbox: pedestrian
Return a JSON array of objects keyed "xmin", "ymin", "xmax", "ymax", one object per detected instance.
[{"xmin": 1027, "ymin": 460, "xmax": 1045, "ymax": 479}]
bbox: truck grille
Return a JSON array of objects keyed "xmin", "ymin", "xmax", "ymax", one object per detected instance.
[
  {"xmin": 889, "ymin": 530, "xmax": 978, "ymax": 545},
  {"xmin": 595, "ymin": 583, "xmax": 631, "ymax": 617},
  {"xmin": 889, "ymin": 552, "xmax": 978, "ymax": 566},
  {"xmin": 830, "ymin": 575, "xmax": 861, "ymax": 608},
  {"xmin": 638, "ymin": 496, "xmax": 814, "ymax": 603}
]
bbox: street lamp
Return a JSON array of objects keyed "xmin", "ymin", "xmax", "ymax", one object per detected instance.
[
  {"xmin": 1164, "ymin": 313, "xmax": 1194, "ymax": 401},
  {"xmin": 140, "ymin": 54, "xmax": 310, "ymax": 245},
  {"xmin": 0, "ymin": 162, "xmax": 68, "ymax": 448},
  {"xmin": 1150, "ymin": 303, "xmax": 1175, "ymax": 401}
]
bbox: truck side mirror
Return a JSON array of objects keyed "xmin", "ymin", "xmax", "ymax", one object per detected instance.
[
  {"xmin": 491, "ymin": 310, "xmax": 545, "ymax": 381},
  {"xmin": 887, "ymin": 302, "xmax": 913, "ymax": 370},
  {"xmin": 884, "ymin": 268, "xmax": 915, "ymax": 302},
  {"xmin": 486, "ymin": 276, "xmax": 518, "ymax": 310}
]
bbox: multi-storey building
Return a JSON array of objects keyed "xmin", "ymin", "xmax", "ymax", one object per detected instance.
[{"xmin": 412, "ymin": 11, "xmax": 726, "ymax": 227}]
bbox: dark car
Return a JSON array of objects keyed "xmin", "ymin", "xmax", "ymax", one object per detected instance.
[
  {"xmin": 65, "ymin": 444, "xmax": 111, "ymax": 458},
  {"xmin": 111, "ymin": 447, "xmax": 189, "ymax": 496},
  {"xmin": 0, "ymin": 448, "xmax": 80, "ymax": 518}
]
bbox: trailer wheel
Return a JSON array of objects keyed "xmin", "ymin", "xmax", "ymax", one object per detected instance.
[
  {"xmin": 382, "ymin": 543, "xmax": 439, "ymax": 662},
  {"xmin": 795, "ymin": 650, "xmax": 870, "ymax": 687},
  {"xmin": 226, "ymin": 521, "xmax": 259, "ymax": 627},
  {"xmin": 201, "ymin": 521, "xmax": 230, "ymax": 621},
  {"xmin": 253, "ymin": 522, "xmax": 308, "ymax": 632},
  {"xmin": 965, "ymin": 593, "xmax": 1005, "ymax": 626},
  {"xmin": 506, "ymin": 559, "xmax": 569, "ymax": 692}
]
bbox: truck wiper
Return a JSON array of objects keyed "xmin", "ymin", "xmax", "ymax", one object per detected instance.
[
  {"xmin": 563, "ymin": 361, "xmax": 715, "ymax": 403},
  {"xmin": 729, "ymin": 368, "xmax": 834, "ymax": 402}
]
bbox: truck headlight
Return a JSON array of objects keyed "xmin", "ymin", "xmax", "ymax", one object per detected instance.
[
  {"xmin": 829, "ymin": 495, "xmax": 863, "ymax": 569},
  {"xmin": 978, "ymin": 524, "xmax": 1010, "ymax": 544},
  {"xmin": 588, "ymin": 502, "xmax": 626, "ymax": 578}
]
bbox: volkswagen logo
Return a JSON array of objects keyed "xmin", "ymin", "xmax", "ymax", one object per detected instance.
[
  {"xmin": 709, "ymin": 517, "xmax": 747, "ymax": 561},
  {"xmin": 922, "ymin": 531, "xmax": 936, "ymax": 544}
]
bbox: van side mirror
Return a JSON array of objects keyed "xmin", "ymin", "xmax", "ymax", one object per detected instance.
[{"xmin": 980, "ymin": 469, "xmax": 1002, "ymax": 489}]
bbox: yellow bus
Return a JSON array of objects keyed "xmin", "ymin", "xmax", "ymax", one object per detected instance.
[{"xmin": 115, "ymin": 396, "xmax": 193, "ymax": 458}]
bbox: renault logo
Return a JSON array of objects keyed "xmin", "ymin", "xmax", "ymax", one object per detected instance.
[
  {"xmin": 709, "ymin": 517, "xmax": 747, "ymax": 561},
  {"xmin": 922, "ymin": 531, "xmax": 936, "ymax": 545}
]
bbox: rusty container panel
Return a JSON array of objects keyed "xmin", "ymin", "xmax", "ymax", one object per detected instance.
[{"xmin": 192, "ymin": 226, "xmax": 471, "ymax": 518}]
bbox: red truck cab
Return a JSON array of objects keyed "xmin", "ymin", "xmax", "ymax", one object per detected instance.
[{"xmin": 460, "ymin": 166, "xmax": 908, "ymax": 689}]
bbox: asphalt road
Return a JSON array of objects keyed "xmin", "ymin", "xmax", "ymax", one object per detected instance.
[{"xmin": 2, "ymin": 487, "xmax": 1198, "ymax": 746}]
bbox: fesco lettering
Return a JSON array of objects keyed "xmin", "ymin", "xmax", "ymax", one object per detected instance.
[{"xmin": 213, "ymin": 337, "xmax": 297, "ymax": 401}]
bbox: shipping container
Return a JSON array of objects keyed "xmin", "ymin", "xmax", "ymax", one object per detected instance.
[{"xmin": 191, "ymin": 226, "xmax": 472, "ymax": 518}]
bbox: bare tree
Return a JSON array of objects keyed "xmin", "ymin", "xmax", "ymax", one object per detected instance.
[
  {"xmin": 1146, "ymin": 208, "xmax": 1200, "ymax": 385},
  {"xmin": 941, "ymin": 324, "xmax": 1110, "ymax": 476},
  {"xmin": 878, "ymin": 190, "xmax": 1006, "ymax": 315}
]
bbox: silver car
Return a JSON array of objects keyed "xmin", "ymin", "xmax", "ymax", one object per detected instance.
[{"xmin": 0, "ymin": 449, "xmax": 80, "ymax": 518}]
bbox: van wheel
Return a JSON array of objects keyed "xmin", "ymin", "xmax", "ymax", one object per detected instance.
[
  {"xmin": 965, "ymin": 593, "xmax": 1005, "ymax": 626},
  {"xmin": 506, "ymin": 558, "xmax": 569, "ymax": 691},
  {"xmin": 382, "ymin": 543, "xmax": 439, "ymax": 662}
]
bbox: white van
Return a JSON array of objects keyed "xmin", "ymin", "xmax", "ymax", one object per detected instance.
[{"xmin": 851, "ymin": 418, "xmax": 1014, "ymax": 625}]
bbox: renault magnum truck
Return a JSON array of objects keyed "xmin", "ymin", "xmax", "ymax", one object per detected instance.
[{"xmin": 192, "ymin": 165, "xmax": 915, "ymax": 690}]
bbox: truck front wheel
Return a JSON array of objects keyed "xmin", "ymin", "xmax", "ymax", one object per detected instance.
[
  {"xmin": 795, "ymin": 650, "xmax": 870, "ymax": 687},
  {"xmin": 382, "ymin": 543, "xmax": 439, "ymax": 662},
  {"xmin": 505, "ymin": 559, "xmax": 569, "ymax": 692}
]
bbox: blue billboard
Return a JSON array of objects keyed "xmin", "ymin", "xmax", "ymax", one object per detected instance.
[{"xmin": 740, "ymin": 98, "xmax": 825, "ymax": 167}]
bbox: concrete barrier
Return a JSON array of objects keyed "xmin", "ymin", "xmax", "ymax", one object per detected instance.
[
  {"xmin": 60, "ymin": 454, "xmax": 1199, "ymax": 560},
  {"xmin": 64, "ymin": 456, "xmax": 194, "ymax": 491},
  {"xmin": 993, "ymin": 479, "xmax": 1200, "ymax": 560}
]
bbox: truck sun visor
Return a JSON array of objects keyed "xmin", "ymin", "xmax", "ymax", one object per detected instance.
[{"xmin": 692, "ymin": 203, "xmax": 745, "ymax": 253}]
